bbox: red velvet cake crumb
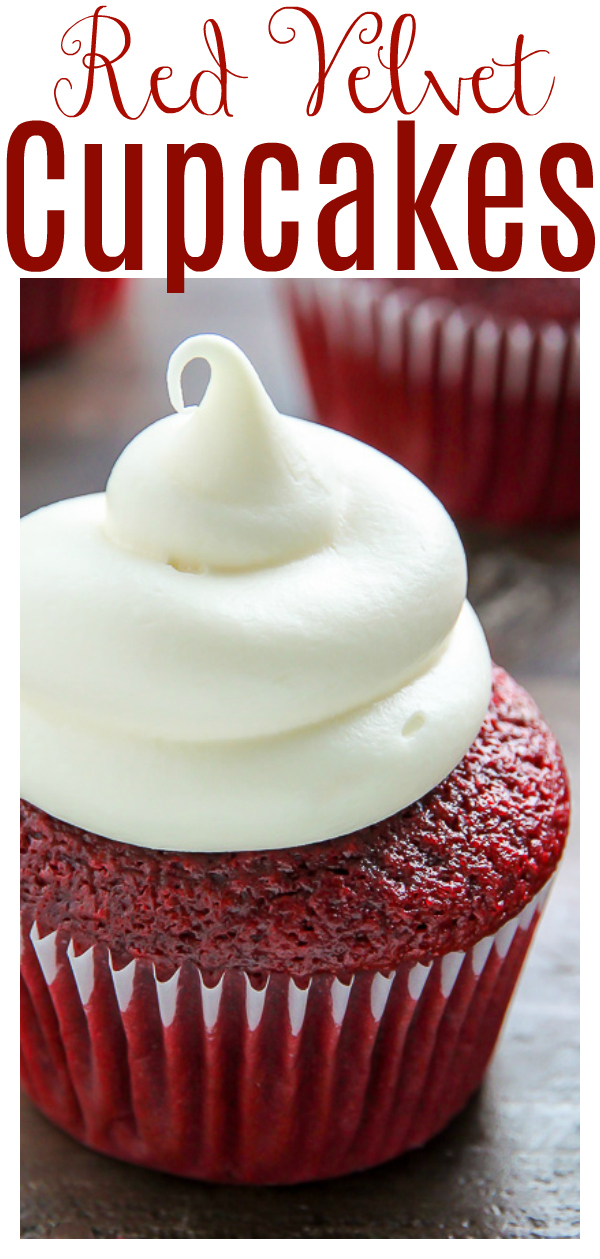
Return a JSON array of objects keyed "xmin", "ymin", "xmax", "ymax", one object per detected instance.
[{"xmin": 20, "ymin": 667, "xmax": 569, "ymax": 981}]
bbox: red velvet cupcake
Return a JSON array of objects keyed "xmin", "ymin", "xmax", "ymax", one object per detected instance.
[
  {"xmin": 20, "ymin": 335, "xmax": 569, "ymax": 1184},
  {"xmin": 287, "ymin": 278, "xmax": 579, "ymax": 528},
  {"xmin": 20, "ymin": 278, "xmax": 125, "ymax": 361}
]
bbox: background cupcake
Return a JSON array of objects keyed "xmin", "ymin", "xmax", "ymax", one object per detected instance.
[
  {"xmin": 286, "ymin": 278, "xmax": 579, "ymax": 528},
  {"xmin": 21, "ymin": 334, "xmax": 570, "ymax": 1186},
  {"xmin": 20, "ymin": 278, "xmax": 126, "ymax": 362}
]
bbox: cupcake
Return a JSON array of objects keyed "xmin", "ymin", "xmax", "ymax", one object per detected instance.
[
  {"xmin": 20, "ymin": 336, "xmax": 569, "ymax": 1185},
  {"xmin": 20, "ymin": 278, "xmax": 125, "ymax": 361},
  {"xmin": 286, "ymin": 278, "xmax": 579, "ymax": 528}
]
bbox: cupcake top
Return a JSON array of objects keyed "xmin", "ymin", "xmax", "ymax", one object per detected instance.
[{"xmin": 20, "ymin": 335, "xmax": 491, "ymax": 852}]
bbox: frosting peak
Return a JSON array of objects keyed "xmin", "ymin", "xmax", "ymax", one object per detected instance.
[
  {"xmin": 105, "ymin": 335, "xmax": 337, "ymax": 572},
  {"xmin": 21, "ymin": 335, "xmax": 492, "ymax": 852}
]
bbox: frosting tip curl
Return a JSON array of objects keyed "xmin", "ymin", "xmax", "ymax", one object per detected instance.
[{"xmin": 105, "ymin": 333, "xmax": 337, "ymax": 572}]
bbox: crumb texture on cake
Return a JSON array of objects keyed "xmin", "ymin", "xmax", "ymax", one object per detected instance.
[{"xmin": 21, "ymin": 667, "xmax": 569, "ymax": 980}]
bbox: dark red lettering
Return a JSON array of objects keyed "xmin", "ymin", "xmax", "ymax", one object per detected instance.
[
  {"xmin": 492, "ymin": 35, "xmax": 555, "ymax": 116},
  {"xmin": 269, "ymin": 7, "xmax": 382, "ymax": 116},
  {"xmin": 318, "ymin": 144, "xmax": 374, "ymax": 270},
  {"xmin": 468, "ymin": 143, "xmax": 523, "ymax": 270},
  {"xmin": 84, "ymin": 144, "xmax": 143, "ymax": 271},
  {"xmin": 244, "ymin": 144, "xmax": 299, "ymax": 271},
  {"xmin": 149, "ymin": 67, "xmax": 189, "ymax": 115},
  {"xmin": 54, "ymin": 5, "xmax": 147, "ymax": 120},
  {"xmin": 471, "ymin": 66, "xmax": 512, "ymax": 113},
  {"xmin": 397, "ymin": 121, "xmax": 456, "ymax": 269},
  {"xmin": 6, "ymin": 121, "xmax": 64, "ymax": 271},
  {"xmin": 166, "ymin": 144, "xmax": 223, "ymax": 293},
  {"xmin": 189, "ymin": 20, "xmax": 245, "ymax": 118},
  {"xmin": 55, "ymin": 7, "xmax": 244, "ymax": 119},
  {"xmin": 540, "ymin": 144, "xmax": 594, "ymax": 271}
]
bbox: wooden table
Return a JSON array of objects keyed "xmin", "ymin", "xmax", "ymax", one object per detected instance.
[{"xmin": 20, "ymin": 280, "xmax": 579, "ymax": 1239}]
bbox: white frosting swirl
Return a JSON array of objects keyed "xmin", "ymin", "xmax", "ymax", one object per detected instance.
[{"xmin": 20, "ymin": 335, "xmax": 491, "ymax": 852}]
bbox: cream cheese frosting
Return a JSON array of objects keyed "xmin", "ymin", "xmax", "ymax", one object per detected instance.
[{"xmin": 20, "ymin": 335, "xmax": 492, "ymax": 852}]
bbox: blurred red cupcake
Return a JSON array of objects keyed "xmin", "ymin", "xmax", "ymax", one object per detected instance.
[
  {"xmin": 287, "ymin": 278, "xmax": 579, "ymax": 528},
  {"xmin": 20, "ymin": 278, "xmax": 125, "ymax": 362}
]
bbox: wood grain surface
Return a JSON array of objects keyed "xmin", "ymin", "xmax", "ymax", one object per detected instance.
[{"xmin": 20, "ymin": 280, "xmax": 579, "ymax": 1240}]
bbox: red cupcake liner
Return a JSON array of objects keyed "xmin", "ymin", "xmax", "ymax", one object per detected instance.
[
  {"xmin": 287, "ymin": 280, "xmax": 579, "ymax": 528},
  {"xmin": 21, "ymin": 882, "xmax": 553, "ymax": 1185},
  {"xmin": 20, "ymin": 278, "xmax": 125, "ymax": 361}
]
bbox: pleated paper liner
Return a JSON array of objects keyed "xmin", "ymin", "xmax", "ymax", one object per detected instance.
[
  {"xmin": 21, "ymin": 882, "xmax": 552, "ymax": 1185},
  {"xmin": 287, "ymin": 280, "xmax": 579, "ymax": 528}
]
